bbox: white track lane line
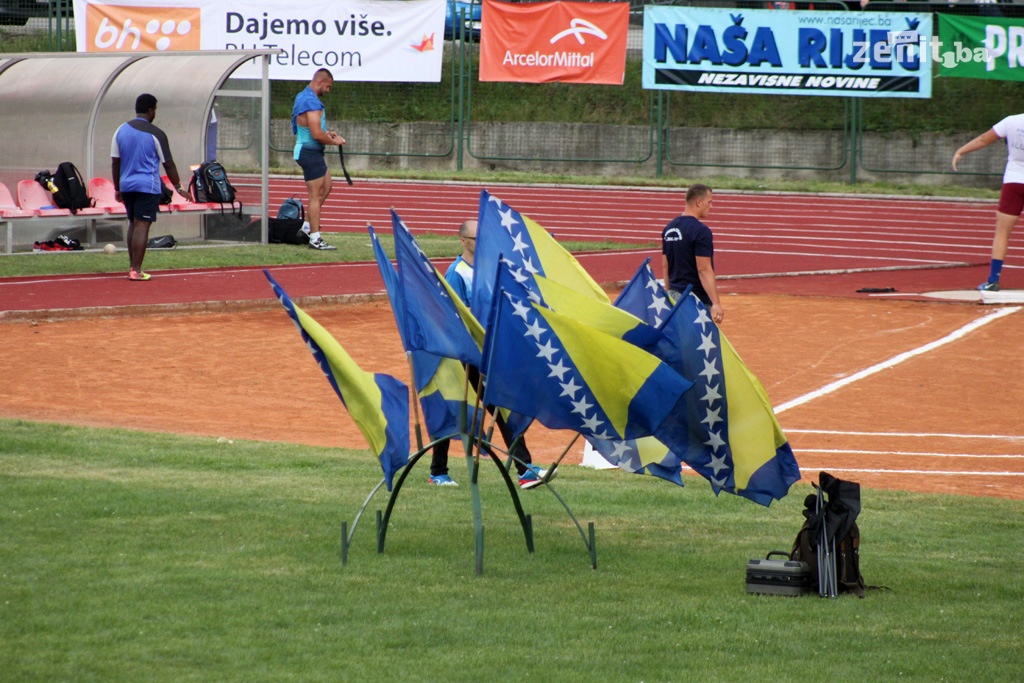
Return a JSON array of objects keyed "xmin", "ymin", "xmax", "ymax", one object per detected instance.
[
  {"xmin": 775, "ymin": 306, "xmax": 1022, "ymax": 415},
  {"xmin": 785, "ymin": 428, "xmax": 1024, "ymax": 440},
  {"xmin": 795, "ymin": 468, "xmax": 1024, "ymax": 477}
]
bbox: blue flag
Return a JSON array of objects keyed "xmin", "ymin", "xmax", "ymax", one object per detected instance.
[
  {"xmin": 482, "ymin": 288, "xmax": 693, "ymax": 442},
  {"xmin": 473, "ymin": 189, "xmax": 608, "ymax": 328},
  {"xmin": 369, "ymin": 225, "xmax": 470, "ymax": 442},
  {"xmin": 392, "ymin": 210, "xmax": 483, "ymax": 368},
  {"xmin": 265, "ymin": 270, "xmax": 410, "ymax": 490},
  {"xmin": 614, "ymin": 258, "xmax": 674, "ymax": 329},
  {"xmin": 657, "ymin": 292, "xmax": 801, "ymax": 506}
]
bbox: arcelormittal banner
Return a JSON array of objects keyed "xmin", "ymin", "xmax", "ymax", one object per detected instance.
[
  {"xmin": 479, "ymin": 0, "xmax": 629, "ymax": 84},
  {"xmin": 72, "ymin": 0, "xmax": 446, "ymax": 82}
]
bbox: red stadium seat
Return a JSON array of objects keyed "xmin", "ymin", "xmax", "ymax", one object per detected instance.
[
  {"xmin": 0, "ymin": 182, "xmax": 35, "ymax": 218},
  {"xmin": 87, "ymin": 177, "xmax": 127, "ymax": 215},
  {"xmin": 17, "ymin": 180, "xmax": 72, "ymax": 217},
  {"xmin": 161, "ymin": 175, "xmax": 210, "ymax": 211}
]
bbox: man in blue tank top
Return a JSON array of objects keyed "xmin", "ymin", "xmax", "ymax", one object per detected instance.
[{"xmin": 292, "ymin": 69, "xmax": 346, "ymax": 251}]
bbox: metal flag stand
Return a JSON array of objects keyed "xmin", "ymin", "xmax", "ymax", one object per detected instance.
[{"xmin": 339, "ymin": 426, "xmax": 598, "ymax": 575}]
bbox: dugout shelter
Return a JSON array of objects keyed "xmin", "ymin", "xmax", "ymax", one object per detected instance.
[{"xmin": 0, "ymin": 50, "xmax": 278, "ymax": 251}]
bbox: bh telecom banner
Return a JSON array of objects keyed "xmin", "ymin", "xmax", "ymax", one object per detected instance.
[
  {"xmin": 642, "ymin": 6, "xmax": 933, "ymax": 98},
  {"xmin": 938, "ymin": 14, "xmax": 1024, "ymax": 81},
  {"xmin": 479, "ymin": 0, "xmax": 629, "ymax": 84},
  {"xmin": 71, "ymin": 0, "xmax": 446, "ymax": 82}
]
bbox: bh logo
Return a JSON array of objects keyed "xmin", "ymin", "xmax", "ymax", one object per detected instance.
[{"xmin": 86, "ymin": 5, "xmax": 202, "ymax": 52}]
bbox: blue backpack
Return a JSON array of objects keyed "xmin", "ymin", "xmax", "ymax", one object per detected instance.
[{"xmin": 277, "ymin": 196, "xmax": 304, "ymax": 221}]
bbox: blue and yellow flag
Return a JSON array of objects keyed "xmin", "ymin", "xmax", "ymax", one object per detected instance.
[
  {"xmin": 615, "ymin": 258, "xmax": 674, "ymax": 329},
  {"xmin": 482, "ymin": 288, "xmax": 693, "ymax": 441},
  {"xmin": 392, "ymin": 210, "xmax": 484, "ymax": 368},
  {"xmin": 658, "ymin": 292, "xmax": 801, "ymax": 506},
  {"xmin": 473, "ymin": 189, "xmax": 609, "ymax": 326},
  {"xmin": 369, "ymin": 225, "xmax": 469, "ymax": 442},
  {"xmin": 265, "ymin": 270, "xmax": 410, "ymax": 490}
]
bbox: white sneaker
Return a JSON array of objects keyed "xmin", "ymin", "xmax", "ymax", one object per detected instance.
[{"xmin": 308, "ymin": 236, "xmax": 336, "ymax": 251}]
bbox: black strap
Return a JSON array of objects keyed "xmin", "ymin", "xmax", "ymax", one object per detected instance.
[{"xmin": 337, "ymin": 145, "xmax": 353, "ymax": 186}]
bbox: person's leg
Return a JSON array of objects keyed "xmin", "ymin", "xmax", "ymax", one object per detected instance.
[
  {"xmin": 494, "ymin": 412, "xmax": 532, "ymax": 476},
  {"xmin": 305, "ymin": 173, "xmax": 332, "ymax": 235},
  {"xmin": 428, "ymin": 438, "xmax": 457, "ymax": 485},
  {"xmin": 123, "ymin": 192, "xmax": 156, "ymax": 279},
  {"xmin": 990, "ymin": 211, "xmax": 1018, "ymax": 263},
  {"xmin": 305, "ymin": 173, "xmax": 335, "ymax": 249},
  {"xmin": 982, "ymin": 184, "xmax": 1024, "ymax": 289},
  {"xmin": 429, "ymin": 438, "xmax": 450, "ymax": 477},
  {"xmin": 128, "ymin": 219, "xmax": 151, "ymax": 275}
]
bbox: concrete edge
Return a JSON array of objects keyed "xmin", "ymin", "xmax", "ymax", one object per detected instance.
[{"xmin": 0, "ymin": 292, "xmax": 388, "ymax": 323}]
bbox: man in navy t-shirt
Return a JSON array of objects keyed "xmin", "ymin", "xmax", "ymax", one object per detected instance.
[
  {"xmin": 111, "ymin": 93, "xmax": 187, "ymax": 281},
  {"xmin": 661, "ymin": 183, "xmax": 724, "ymax": 323}
]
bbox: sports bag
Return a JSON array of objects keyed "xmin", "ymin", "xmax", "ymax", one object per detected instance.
[
  {"xmin": 791, "ymin": 515, "xmax": 865, "ymax": 598},
  {"xmin": 51, "ymin": 162, "xmax": 93, "ymax": 214},
  {"xmin": 276, "ymin": 196, "xmax": 304, "ymax": 221},
  {"xmin": 190, "ymin": 160, "xmax": 241, "ymax": 218},
  {"xmin": 269, "ymin": 219, "xmax": 309, "ymax": 245}
]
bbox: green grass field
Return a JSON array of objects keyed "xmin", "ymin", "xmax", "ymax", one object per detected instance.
[
  {"xmin": 0, "ymin": 232, "xmax": 649, "ymax": 279},
  {"xmin": 2, "ymin": 419, "xmax": 1022, "ymax": 681}
]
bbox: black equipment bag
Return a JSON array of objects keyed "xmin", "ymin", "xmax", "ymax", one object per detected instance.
[
  {"xmin": 790, "ymin": 472, "xmax": 867, "ymax": 598},
  {"xmin": 52, "ymin": 162, "xmax": 93, "ymax": 214},
  {"xmin": 269, "ymin": 218, "xmax": 309, "ymax": 245}
]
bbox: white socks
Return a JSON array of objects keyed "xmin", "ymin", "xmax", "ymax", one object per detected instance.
[{"xmin": 300, "ymin": 221, "xmax": 311, "ymax": 234}]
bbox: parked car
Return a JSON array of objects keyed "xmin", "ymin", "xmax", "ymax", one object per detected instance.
[
  {"xmin": 444, "ymin": 0, "xmax": 481, "ymax": 41},
  {"xmin": 0, "ymin": 0, "xmax": 52, "ymax": 25}
]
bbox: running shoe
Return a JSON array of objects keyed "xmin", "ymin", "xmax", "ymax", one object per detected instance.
[
  {"xmin": 308, "ymin": 236, "xmax": 337, "ymax": 251},
  {"xmin": 429, "ymin": 473, "xmax": 458, "ymax": 487},
  {"xmin": 518, "ymin": 464, "xmax": 556, "ymax": 490},
  {"xmin": 128, "ymin": 269, "xmax": 152, "ymax": 281},
  {"xmin": 977, "ymin": 281, "xmax": 1000, "ymax": 292}
]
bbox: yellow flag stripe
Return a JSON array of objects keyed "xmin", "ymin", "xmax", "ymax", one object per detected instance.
[
  {"xmin": 536, "ymin": 304, "xmax": 662, "ymax": 437},
  {"xmin": 294, "ymin": 305, "xmax": 388, "ymax": 456},
  {"xmin": 534, "ymin": 275, "xmax": 642, "ymax": 339},
  {"xmin": 720, "ymin": 333, "xmax": 788, "ymax": 489},
  {"xmin": 524, "ymin": 216, "xmax": 609, "ymax": 304}
]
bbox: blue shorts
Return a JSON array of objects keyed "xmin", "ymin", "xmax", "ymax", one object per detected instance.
[
  {"xmin": 121, "ymin": 191, "xmax": 159, "ymax": 223},
  {"xmin": 296, "ymin": 147, "xmax": 328, "ymax": 182}
]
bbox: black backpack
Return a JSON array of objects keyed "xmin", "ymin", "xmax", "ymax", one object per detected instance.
[
  {"xmin": 268, "ymin": 196, "xmax": 309, "ymax": 245},
  {"xmin": 789, "ymin": 473, "xmax": 867, "ymax": 598},
  {"xmin": 791, "ymin": 513, "xmax": 865, "ymax": 598},
  {"xmin": 36, "ymin": 163, "xmax": 93, "ymax": 214},
  {"xmin": 190, "ymin": 160, "xmax": 240, "ymax": 217},
  {"xmin": 189, "ymin": 160, "xmax": 234, "ymax": 202}
]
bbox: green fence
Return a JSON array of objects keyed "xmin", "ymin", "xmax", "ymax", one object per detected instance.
[{"xmin": 9, "ymin": 0, "xmax": 1018, "ymax": 184}]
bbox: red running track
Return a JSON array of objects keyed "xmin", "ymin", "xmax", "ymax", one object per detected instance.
[{"xmin": 0, "ymin": 178, "xmax": 1011, "ymax": 315}]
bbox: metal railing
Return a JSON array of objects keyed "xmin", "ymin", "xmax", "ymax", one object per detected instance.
[{"xmin": 12, "ymin": 0, "xmax": 1017, "ymax": 185}]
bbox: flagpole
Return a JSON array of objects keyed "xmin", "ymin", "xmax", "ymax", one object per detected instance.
[
  {"xmin": 544, "ymin": 433, "xmax": 580, "ymax": 483},
  {"xmin": 405, "ymin": 351, "xmax": 424, "ymax": 452}
]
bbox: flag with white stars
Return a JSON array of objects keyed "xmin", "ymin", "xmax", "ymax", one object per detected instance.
[
  {"xmin": 658, "ymin": 292, "xmax": 801, "ymax": 506},
  {"xmin": 265, "ymin": 270, "xmax": 410, "ymax": 490},
  {"xmin": 392, "ymin": 210, "xmax": 484, "ymax": 368},
  {"xmin": 482, "ymin": 289, "xmax": 693, "ymax": 442},
  {"xmin": 614, "ymin": 258, "xmax": 674, "ymax": 329},
  {"xmin": 370, "ymin": 225, "xmax": 472, "ymax": 443},
  {"xmin": 472, "ymin": 189, "xmax": 609, "ymax": 327}
]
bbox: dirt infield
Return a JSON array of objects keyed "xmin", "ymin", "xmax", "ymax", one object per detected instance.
[{"xmin": 2, "ymin": 292, "xmax": 1021, "ymax": 501}]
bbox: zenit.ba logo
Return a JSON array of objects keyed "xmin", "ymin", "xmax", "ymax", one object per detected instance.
[{"xmin": 86, "ymin": 5, "xmax": 201, "ymax": 52}]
